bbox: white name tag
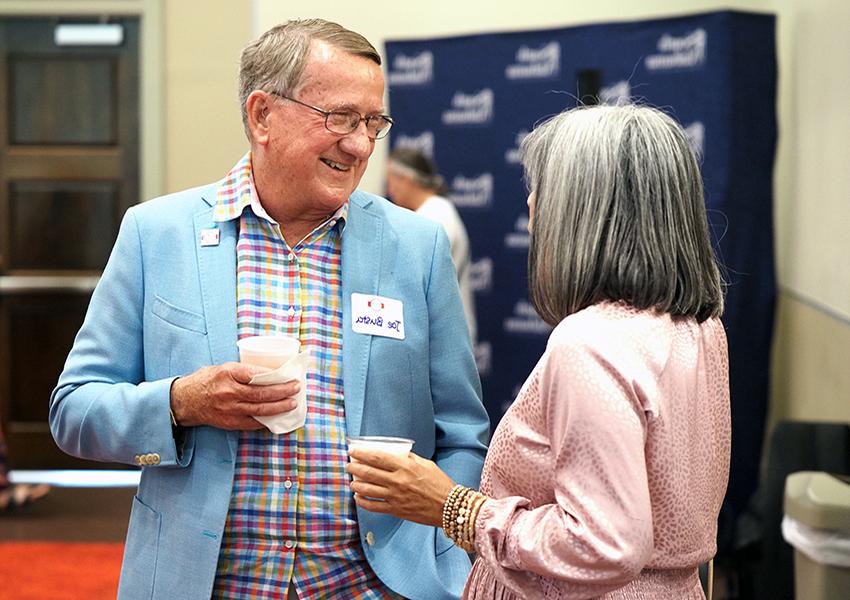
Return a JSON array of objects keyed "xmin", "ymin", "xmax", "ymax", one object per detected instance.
[
  {"xmin": 351, "ymin": 293, "xmax": 404, "ymax": 340},
  {"xmin": 200, "ymin": 228, "xmax": 220, "ymax": 247}
]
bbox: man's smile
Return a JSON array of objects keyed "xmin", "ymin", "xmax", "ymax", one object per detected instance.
[{"xmin": 321, "ymin": 158, "xmax": 352, "ymax": 172}]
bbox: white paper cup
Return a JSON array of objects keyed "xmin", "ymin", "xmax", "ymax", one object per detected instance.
[
  {"xmin": 348, "ymin": 436, "xmax": 414, "ymax": 482},
  {"xmin": 348, "ymin": 435, "xmax": 414, "ymax": 455},
  {"xmin": 237, "ymin": 335, "xmax": 300, "ymax": 369}
]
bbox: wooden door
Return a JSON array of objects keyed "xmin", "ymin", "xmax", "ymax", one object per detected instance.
[{"xmin": 0, "ymin": 17, "xmax": 139, "ymax": 468}]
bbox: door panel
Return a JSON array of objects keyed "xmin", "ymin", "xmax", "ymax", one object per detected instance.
[
  {"xmin": 0, "ymin": 17, "xmax": 139, "ymax": 469},
  {"xmin": 10, "ymin": 180, "xmax": 118, "ymax": 270},
  {"xmin": 11, "ymin": 56, "xmax": 117, "ymax": 145}
]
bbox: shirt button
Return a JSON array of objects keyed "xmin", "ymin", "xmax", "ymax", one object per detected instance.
[
  {"xmin": 284, "ymin": 540, "xmax": 294, "ymax": 549},
  {"xmin": 365, "ymin": 531, "xmax": 375, "ymax": 546},
  {"xmin": 284, "ymin": 479, "xmax": 293, "ymax": 489},
  {"xmin": 287, "ymin": 253, "xmax": 295, "ymax": 261},
  {"xmin": 287, "ymin": 306, "xmax": 296, "ymax": 318}
]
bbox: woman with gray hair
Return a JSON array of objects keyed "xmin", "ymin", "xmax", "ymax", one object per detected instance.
[{"xmin": 349, "ymin": 104, "xmax": 730, "ymax": 599}]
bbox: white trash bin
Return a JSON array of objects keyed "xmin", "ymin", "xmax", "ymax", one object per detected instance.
[{"xmin": 783, "ymin": 471, "xmax": 850, "ymax": 599}]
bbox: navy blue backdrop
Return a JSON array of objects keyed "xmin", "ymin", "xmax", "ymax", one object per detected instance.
[{"xmin": 385, "ymin": 10, "xmax": 776, "ymax": 549}]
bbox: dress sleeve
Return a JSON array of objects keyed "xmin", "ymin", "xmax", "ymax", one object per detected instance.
[{"xmin": 473, "ymin": 341, "xmax": 655, "ymax": 599}]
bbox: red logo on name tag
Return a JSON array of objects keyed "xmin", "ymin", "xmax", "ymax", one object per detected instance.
[{"xmin": 367, "ymin": 298, "xmax": 385, "ymax": 311}]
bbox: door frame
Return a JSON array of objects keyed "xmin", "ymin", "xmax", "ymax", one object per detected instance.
[{"xmin": 0, "ymin": 0, "xmax": 165, "ymax": 201}]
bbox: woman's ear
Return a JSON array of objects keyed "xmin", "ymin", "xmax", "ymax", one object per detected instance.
[{"xmin": 245, "ymin": 90, "xmax": 272, "ymax": 145}]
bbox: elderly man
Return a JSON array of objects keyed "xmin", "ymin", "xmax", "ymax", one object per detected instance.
[{"xmin": 50, "ymin": 19, "xmax": 489, "ymax": 600}]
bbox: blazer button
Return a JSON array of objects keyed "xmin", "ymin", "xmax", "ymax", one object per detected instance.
[
  {"xmin": 365, "ymin": 531, "xmax": 375, "ymax": 546},
  {"xmin": 134, "ymin": 455, "xmax": 141, "ymax": 466},
  {"xmin": 152, "ymin": 453, "xmax": 160, "ymax": 465}
]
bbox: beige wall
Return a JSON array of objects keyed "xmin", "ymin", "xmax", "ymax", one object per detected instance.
[
  {"xmin": 765, "ymin": 0, "xmax": 850, "ymax": 427},
  {"xmin": 162, "ymin": 0, "xmax": 252, "ymax": 192}
]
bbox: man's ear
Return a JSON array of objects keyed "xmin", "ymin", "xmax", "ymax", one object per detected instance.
[{"xmin": 246, "ymin": 90, "xmax": 272, "ymax": 145}]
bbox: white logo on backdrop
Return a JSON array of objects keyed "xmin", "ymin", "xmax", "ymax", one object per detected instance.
[
  {"xmin": 441, "ymin": 89, "xmax": 494, "ymax": 125},
  {"xmin": 388, "ymin": 51, "xmax": 434, "ymax": 86},
  {"xmin": 600, "ymin": 80, "xmax": 632, "ymax": 106},
  {"xmin": 503, "ymin": 300, "xmax": 551, "ymax": 335},
  {"xmin": 505, "ymin": 129, "xmax": 530, "ymax": 165},
  {"xmin": 449, "ymin": 174, "xmax": 494, "ymax": 208},
  {"xmin": 503, "ymin": 300, "xmax": 552, "ymax": 333},
  {"xmin": 469, "ymin": 257, "xmax": 493, "ymax": 293},
  {"xmin": 393, "ymin": 131, "xmax": 435, "ymax": 158},
  {"xmin": 474, "ymin": 341, "xmax": 492, "ymax": 377},
  {"xmin": 504, "ymin": 213, "xmax": 530, "ymax": 249},
  {"xmin": 684, "ymin": 121, "xmax": 705, "ymax": 159},
  {"xmin": 645, "ymin": 28, "xmax": 707, "ymax": 71},
  {"xmin": 505, "ymin": 41, "xmax": 561, "ymax": 80}
]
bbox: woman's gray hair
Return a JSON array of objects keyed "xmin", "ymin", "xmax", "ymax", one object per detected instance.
[
  {"xmin": 521, "ymin": 104, "xmax": 724, "ymax": 324},
  {"xmin": 238, "ymin": 19, "xmax": 381, "ymax": 137}
]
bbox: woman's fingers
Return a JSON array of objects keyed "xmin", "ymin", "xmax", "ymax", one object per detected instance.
[
  {"xmin": 352, "ymin": 493, "xmax": 392, "ymax": 514},
  {"xmin": 348, "ymin": 448, "xmax": 403, "ymax": 471},
  {"xmin": 347, "ymin": 459, "xmax": 398, "ymax": 485},
  {"xmin": 349, "ymin": 479, "xmax": 392, "ymax": 501}
]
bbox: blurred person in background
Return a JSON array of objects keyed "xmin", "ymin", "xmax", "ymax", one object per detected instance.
[
  {"xmin": 0, "ymin": 426, "xmax": 49, "ymax": 512},
  {"xmin": 387, "ymin": 148, "xmax": 477, "ymax": 342}
]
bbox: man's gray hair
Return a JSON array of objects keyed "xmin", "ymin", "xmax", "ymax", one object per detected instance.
[
  {"xmin": 238, "ymin": 19, "xmax": 381, "ymax": 137},
  {"xmin": 521, "ymin": 104, "xmax": 724, "ymax": 324}
]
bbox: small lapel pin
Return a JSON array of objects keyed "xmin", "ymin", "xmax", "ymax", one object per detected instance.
[{"xmin": 200, "ymin": 228, "xmax": 220, "ymax": 247}]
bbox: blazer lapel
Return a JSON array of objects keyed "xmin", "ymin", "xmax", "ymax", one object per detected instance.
[
  {"xmin": 194, "ymin": 200, "xmax": 239, "ymax": 456},
  {"xmin": 341, "ymin": 194, "xmax": 382, "ymax": 438}
]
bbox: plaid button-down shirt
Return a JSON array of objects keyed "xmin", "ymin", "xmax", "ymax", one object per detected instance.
[{"xmin": 211, "ymin": 154, "xmax": 401, "ymax": 599}]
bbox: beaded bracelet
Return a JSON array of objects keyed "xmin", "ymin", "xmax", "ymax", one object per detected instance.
[
  {"xmin": 441, "ymin": 484, "xmax": 488, "ymax": 551},
  {"xmin": 442, "ymin": 484, "xmax": 466, "ymax": 537},
  {"xmin": 465, "ymin": 493, "xmax": 486, "ymax": 547}
]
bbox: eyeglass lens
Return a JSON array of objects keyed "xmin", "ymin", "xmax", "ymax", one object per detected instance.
[{"xmin": 326, "ymin": 110, "xmax": 391, "ymax": 139}]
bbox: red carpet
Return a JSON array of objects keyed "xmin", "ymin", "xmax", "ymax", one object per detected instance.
[{"xmin": 0, "ymin": 541, "xmax": 123, "ymax": 599}]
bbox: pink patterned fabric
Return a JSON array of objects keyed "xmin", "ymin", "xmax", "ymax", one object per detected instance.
[{"xmin": 464, "ymin": 301, "xmax": 730, "ymax": 600}]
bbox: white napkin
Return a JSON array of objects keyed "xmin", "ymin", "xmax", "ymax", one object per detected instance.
[{"xmin": 248, "ymin": 351, "xmax": 310, "ymax": 434}]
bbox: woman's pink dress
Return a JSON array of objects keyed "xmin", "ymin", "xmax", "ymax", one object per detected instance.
[{"xmin": 464, "ymin": 302, "xmax": 731, "ymax": 600}]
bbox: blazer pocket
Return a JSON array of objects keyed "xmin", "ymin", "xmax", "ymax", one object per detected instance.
[
  {"xmin": 151, "ymin": 295, "xmax": 207, "ymax": 334},
  {"xmin": 118, "ymin": 495, "xmax": 162, "ymax": 600}
]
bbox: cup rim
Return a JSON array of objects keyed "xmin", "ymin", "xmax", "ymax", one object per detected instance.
[
  {"xmin": 237, "ymin": 335, "xmax": 300, "ymax": 353},
  {"xmin": 347, "ymin": 435, "xmax": 414, "ymax": 445}
]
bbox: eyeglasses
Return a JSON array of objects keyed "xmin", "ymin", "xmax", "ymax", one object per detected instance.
[{"xmin": 271, "ymin": 92, "xmax": 394, "ymax": 140}]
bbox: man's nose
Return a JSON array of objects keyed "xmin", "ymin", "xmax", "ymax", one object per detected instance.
[{"xmin": 339, "ymin": 122, "xmax": 375, "ymax": 159}]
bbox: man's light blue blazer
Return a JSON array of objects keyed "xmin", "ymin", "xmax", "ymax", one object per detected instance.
[{"xmin": 50, "ymin": 182, "xmax": 490, "ymax": 600}]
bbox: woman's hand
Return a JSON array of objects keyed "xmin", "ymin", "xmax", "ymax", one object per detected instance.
[{"xmin": 347, "ymin": 449, "xmax": 456, "ymax": 527}]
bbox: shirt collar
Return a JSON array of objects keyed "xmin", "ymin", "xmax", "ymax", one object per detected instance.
[
  {"xmin": 213, "ymin": 151, "xmax": 349, "ymax": 234},
  {"xmin": 213, "ymin": 152, "xmax": 253, "ymax": 223}
]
